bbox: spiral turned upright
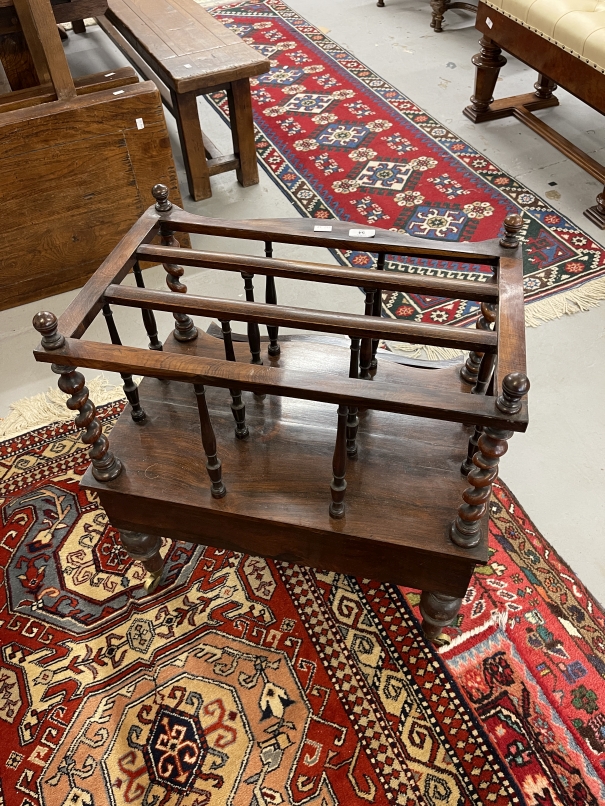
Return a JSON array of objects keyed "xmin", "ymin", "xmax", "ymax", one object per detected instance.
[
  {"xmin": 56, "ymin": 368, "xmax": 122, "ymax": 481},
  {"xmin": 451, "ymin": 426, "xmax": 512, "ymax": 548},
  {"xmin": 151, "ymin": 185, "xmax": 198, "ymax": 343}
]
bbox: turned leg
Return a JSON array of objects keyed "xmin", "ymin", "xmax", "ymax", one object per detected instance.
[
  {"xmin": 102, "ymin": 304, "xmax": 146, "ymax": 423},
  {"xmin": 152, "ymin": 185, "xmax": 198, "ymax": 344},
  {"xmin": 329, "ymin": 404, "xmax": 348, "ymax": 519},
  {"xmin": 534, "ymin": 73, "xmax": 557, "ymax": 100},
  {"xmin": 463, "ymin": 37, "xmax": 507, "ymax": 121},
  {"xmin": 133, "ymin": 262, "xmax": 163, "ymax": 351},
  {"xmin": 460, "ymin": 302, "xmax": 496, "ymax": 385},
  {"xmin": 377, "ymin": 0, "xmax": 385, "ymax": 6},
  {"xmin": 227, "ymin": 78, "xmax": 259, "ymax": 188},
  {"xmin": 420, "ymin": 591, "xmax": 463, "ymax": 639},
  {"xmin": 170, "ymin": 89, "xmax": 212, "ymax": 201},
  {"xmin": 430, "ymin": 0, "xmax": 450, "ymax": 32},
  {"xmin": 119, "ymin": 530, "xmax": 165, "ymax": 594}
]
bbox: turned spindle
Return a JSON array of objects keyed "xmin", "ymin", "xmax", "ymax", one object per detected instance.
[
  {"xmin": 193, "ymin": 384, "xmax": 226, "ymax": 498},
  {"xmin": 370, "ymin": 253, "xmax": 386, "ymax": 369},
  {"xmin": 152, "ymin": 184, "xmax": 198, "ymax": 344},
  {"xmin": 264, "ymin": 241, "xmax": 280, "ymax": 357},
  {"xmin": 132, "ymin": 261, "xmax": 163, "ymax": 351},
  {"xmin": 102, "ymin": 304, "xmax": 146, "ymax": 423},
  {"xmin": 329, "ymin": 404, "xmax": 348, "ymax": 519},
  {"xmin": 499, "ymin": 213, "xmax": 523, "ymax": 249},
  {"xmin": 534, "ymin": 74, "xmax": 557, "ymax": 100},
  {"xmin": 241, "ymin": 271, "xmax": 263, "ymax": 365},
  {"xmin": 220, "ymin": 320, "xmax": 249, "ymax": 440},
  {"xmin": 460, "ymin": 302, "xmax": 496, "ymax": 385},
  {"xmin": 347, "ymin": 338, "xmax": 360, "ymax": 457},
  {"xmin": 33, "ymin": 312, "xmax": 122, "ymax": 482},
  {"xmin": 119, "ymin": 529, "xmax": 165, "ymax": 594},
  {"xmin": 451, "ymin": 426, "xmax": 512, "ymax": 548},
  {"xmin": 359, "ymin": 288, "xmax": 376, "ymax": 380}
]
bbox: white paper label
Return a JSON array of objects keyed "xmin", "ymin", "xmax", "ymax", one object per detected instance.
[
  {"xmin": 113, "ymin": 89, "xmax": 125, "ymax": 95},
  {"xmin": 349, "ymin": 228, "xmax": 375, "ymax": 238},
  {"xmin": 183, "ymin": 63, "xmax": 192, "ymax": 68},
  {"xmin": 104, "ymin": 72, "xmax": 116, "ymax": 77},
  {"xmin": 486, "ymin": 16, "xmax": 493, "ymax": 28},
  {"xmin": 314, "ymin": 225, "xmax": 333, "ymax": 232},
  {"xmin": 136, "ymin": 118, "xmax": 144, "ymax": 130}
]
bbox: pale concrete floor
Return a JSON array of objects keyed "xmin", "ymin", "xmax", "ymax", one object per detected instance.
[{"xmin": 1, "ymin": 2, "xmax": 604, "ymax": 601}]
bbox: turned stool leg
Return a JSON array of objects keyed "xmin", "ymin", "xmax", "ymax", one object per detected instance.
[
  {"xmin": 420, "ymin": 591, "xmax": 463, "ymax": 639},
  {"xmin": 152, "ymin": 185, "xmax": 199, "ymax": 344},
  {"xmin": 119, "ymin": 530, "xmax": 165, "ymax": 594},
  {"xmin": 171, "ymin": 89, "xmax": 212, "ymax": 201},
  {"xmin": 227, "ymin": 78, "xmax": 259, "ymax": 188},
  {"xmin": 463, "ymin": 37, "xmax": 507, "ymax": 122}
]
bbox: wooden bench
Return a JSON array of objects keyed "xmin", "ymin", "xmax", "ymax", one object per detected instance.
[
  {"xmin": 97, "ymin": 0, "xmax": 270, "ymax": 201},
  {"xmin": 465, "ymin": 0, "xmax": 605, "ymax": 228}
]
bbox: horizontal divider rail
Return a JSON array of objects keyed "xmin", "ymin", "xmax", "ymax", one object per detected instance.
[
  {"xmin": 104, "ymin": 285, "xmax": 499, "ymax": 353},
  {"xmin": 162, "ymin": 209, "xmax": 503, "ymax": 265},
  {"xmin": 135, "ymin": 244, "xmax": 499, "ymax": 303},
  {"xmin": 34, "ymin": 339, "xmax": 528, "ymax": 431}
]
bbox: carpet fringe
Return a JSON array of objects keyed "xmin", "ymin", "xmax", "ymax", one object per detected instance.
[
  {"xmin": 524, "ymin": 275, "xmax": 605, "ymax": 327},
  {"xmin": 438, "ymin": 609, "xmax": 508, "ymax": 655},
  {"xmin": 0, "ymin": 375, "xmax": 125, "ymax": 442}
]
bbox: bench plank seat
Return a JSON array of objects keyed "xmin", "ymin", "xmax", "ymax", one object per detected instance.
[{"xmin": 99, "ymin": 0, "xmax": 270, "ymax": 199}]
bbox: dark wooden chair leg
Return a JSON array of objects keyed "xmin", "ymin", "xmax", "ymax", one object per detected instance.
[
  {"xmin": 430, "ymin": 0, "xmax": 448, "ymax": 32},
  {"xmin": 463, "ymin": 37, "xmax": 507, "ymax": 122},
  {"xmin": 170, "ymin": 89, "xmax": 212, "ymax": 201},
  {"xmin": 420, "ymin": 591, "xmax": 463, "ymax": 640},
  {"xmin": 72, "ymin": 19, "xmax": 86, "ymax": 34},
  {"xmin": 132, "ymin": 262, "xmax": 163, "ymax": 351},
  {"xmin": 227, "ymin": 78, "xmax": 259, "ymax": 188},
  {"xmin": 119, "ymin": 529, "xmax": 165, "ymax": 594},
  {"xmin": 102, "ymin": 303, "xmax": 147, "ymax": 423},
  {"xmin": 329, "ymin": 404, "xmax": 348, "ymax": 518},
  {"xmin": 194, "ymin": 384, "xmax": 227, "ymax": 498},
  {"xmin": 220, "ymin": 320, "xmax": 250, "ymax": 440},
  {"xmin": 152, "ymin": 186, "xmax": 198, "ymax": 344}
]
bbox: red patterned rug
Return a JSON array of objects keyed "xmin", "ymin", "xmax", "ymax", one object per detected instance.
[
  {"xmin": 1, "ymin": 404, "xmax": 604, "ymax": 804},
  {"xmin": 203, "ymin": 0, "xmax": 605, "ymax": 338}
]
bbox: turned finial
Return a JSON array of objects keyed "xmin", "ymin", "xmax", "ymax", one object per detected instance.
[
  {"xmin": 152, "ymin": 183, "xmax": 172, "ymax": 212},
  {"xmin": 496, "ymin": 372, "xmax": 530, "ymax": 414},
  {"xmin": 499, "ymin": 214, "xmax": 523, "ymax": 249},
  {"xmin": 33, "ymin": 311, "xmax": 65, "ymax": 350}
]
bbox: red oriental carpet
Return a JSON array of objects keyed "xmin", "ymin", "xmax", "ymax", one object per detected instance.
[
  {"xmin": 1, "ymin": 404, "xmax": 605, "ymax": 804},
  {"xmin": 203, "ymin": 0, "xmax": 605, "ymax": 338}
]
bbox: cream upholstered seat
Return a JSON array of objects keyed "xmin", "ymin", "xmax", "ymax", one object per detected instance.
[{"xmin": 483, "ymin": 0, "xmax": 605, "ymax": 72}]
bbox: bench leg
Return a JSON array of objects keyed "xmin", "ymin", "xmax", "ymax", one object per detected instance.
[
  {"xmin": 464, "ymin": 36, "xmax": 507, "ymax": 122},
  {"xmin": 171, "ymin": 89, "xmax": 212, "ymax": 201},
  {"xmin": 585, "ymin": 187, "xmax": 605, "ymax": 229},
  {"xmin": 72, "ymin": 19, "xmax": 86, "ymax": 34},
  {"xmin": 227, "ymin": 78, "xmax": 259, "ymax": 188}
]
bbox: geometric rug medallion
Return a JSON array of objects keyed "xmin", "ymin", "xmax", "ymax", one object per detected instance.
[
  {"xmin": 204, "ymin": 0, "xmax": 605, "ymax": 337},
  {"xmin": 1, "ymin": 403, "xmax": 604, "ymax": 804}
]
